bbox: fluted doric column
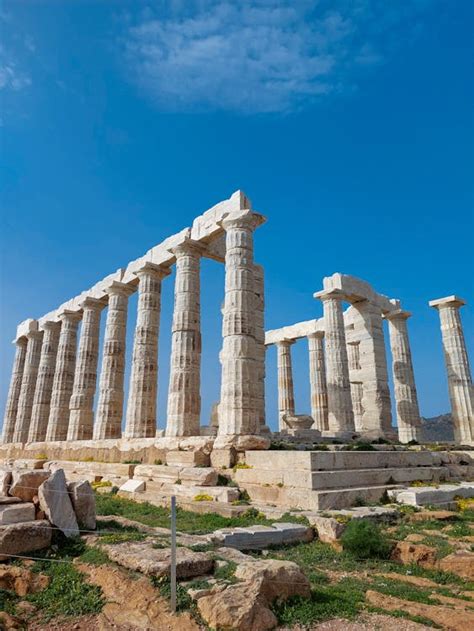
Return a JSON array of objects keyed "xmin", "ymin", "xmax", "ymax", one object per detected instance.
[
  {"xmin": 46, "ymin": 311, "xmax": 81, "ymax": 442},
  {"xmin": 218, "ymin": 212, "xmax": 262, "ymax": 436},
  {"xmin": 430, "ymin": 296, "xmax": 473, "ymax": 444},
  {"xmin": 308, "ymin": 332, "xmax": 328, "ymax": 431},
  {"xmin": 67, "ymin": 298, "xmax": 106, "ymax": 441},
  {"xmin": 276, "ymin": 340, "xmax": 295, "ymax": 431},
  {"xmin": 253, "ymin": 264, "xmax": 266, "ymax": 430},
  {"xmin": 94, "ymin": 282, "xmax": 133, "ymax": 440},
  {"xmin": 166, "ymin": 242, "xmax": 203, "ymax": 437},
  {"xmin": 28, "ymin": 321, "xmax": 61, "ymax": 442},
  {"xmin": 315, "ymin": 289, "xmax": 355, "ymax": 434},
  {"xmin": 13, "ymin": 330, "xmax": 44, "ymax": 443},
  {"xmin": 2, "ymin": 338, "xmax": 28, "ymax": 443},
  {"xmin": 385, "ymin": 310, "xmax": 421, "ymax": 443},
  {"xmin": 125, "ymin": 263, "xmax": 169, "ymax": 438}
]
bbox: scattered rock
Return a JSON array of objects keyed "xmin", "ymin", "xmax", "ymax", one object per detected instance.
[
  {"xmin": 0, "ymin": 469, "xmax": 12, "ymax": 496},
  {"xmin": 198, "ymin": 581, "xmax": 277, "ymax": 631},
  {"xmin": 236, "ymin": 559, "xmax": 311, "ymax": 602},
  {"xmin": 438, "ymin": 551, "xmax": 474, "ymax": 580},
  {"xmin": 366, "ymin": 589, "xmax": 474, "ymax": 631},
  {"xmin": 39, "ymin": 469, "xmax": 79, "ymax": 538},
  {"xmin": 0, "ymin": 611, "xmax": 24, "ymax": 630},
  {"xmin": 406, "ymin": 533, "xmax": 426, "ymax": 543},
  {"xmin": 9, "ymin": 470, "xmax": 50, "ymax": 502},
  {"xmin": 67, "ymin": 480, "xmax": 96, "ymax": 530},
  {"xmin": 0, "ymin": 520, "xmax": 52, "ymax": 559},
  {"xmin": 310, "ymin": 515, "xmax": 346, "ymax": 546},
  {"xmin": 101, "ymin": 541, "xmax": 214, "ymax": 579},
  {"xmin": 0, "ymin": 565, "xmax": 50, "ymax": 596},
  {"xmin": 118, "ymin": 479, "xmax": 145, "ymax": 494},
  {"xmin": 409, "ymin": 510, "xmax": 458, "ymax": 522},
  {"xmin": 390, "ymin": 541, "xmax": 437, "ymax": 568},
  {"xmin": 215, "ymin": 546, "xmax": 257, "ymax": 563},
  {"xmin": 0, "ymin": 502, "xmax": 35, "ymax": 525}
]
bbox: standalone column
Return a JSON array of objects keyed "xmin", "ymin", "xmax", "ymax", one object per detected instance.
[
  {"xmin": 68, "ymin": 298, "xmax": 106, "ymax": 441},
  {"xmin": 430, "ymin": 296, "xmax": 473, "ymax": 444},
  {"xmin": 12, "ymin": 330, "xmax": 44, "ymax": 443},
  {"xmin": 2, "ymin": 337, "xmax": 28, "ymax": 443},
  {"xmin": 125, "ymin": 264, "xmax": 169, "ymax": 438},
  {"xmin": 385, "ymin": 310, "xmax": 421, "ymax": 442},
  {"xmin": 94, "ymin": 282, "xmax": 133, "ymax": 440},
  {"xmin": 46, "ymin": 311, "xmax": 81, "ymax": 442},
  {"xmin": 276, "ymin": 340, "xmax": 295, "ymax": 431},
  {"xmin": 28, "ymin": 321, "xmax": 60, "ymax": 442},
  {"xmin": 308, "ymin": 332, "xmax": 328, "ymax": 431},
  {"xmin": 166, "ymin": 242, "xmax": 202, "ymax": 437},
  {"xmin": 314, "ymin": 289, "xmax": 355, "ymax": 434},
  {"xmin": 254, "ymin": 264, "xmax": 266, "ymax": 430},
  {"xmin": 218, "ymin": 213, "xmax": 261, "ymax": 436}
]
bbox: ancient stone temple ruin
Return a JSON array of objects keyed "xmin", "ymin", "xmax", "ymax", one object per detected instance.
[{"xmin": 1, "ymin": 191, "xmax": 473, "ymax": 511}]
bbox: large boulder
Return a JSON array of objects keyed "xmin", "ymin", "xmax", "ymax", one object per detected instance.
[
  {"xmin": 0, "ymin": 502, "xmax": 35, "ymax": 525},
  {"xmin": 390, "ymin": 541, "xmax": 437, "ymax": 568},
  {"xmin": 0, "ymin": 520, "xmax": 52, "ymax": 559},
  {"xmin": 9, "ymin": 470, "xmax": 50, "ymax": 502},
  {"xmin": 234, "ymin": 559, "xmax": 311, "ymax": 602},
  {"xmin": 197, "ymin": 581, "xmax": 277, "ymax": 631},
  {"xmin": 67, "ymin": 480, "xmax": 96, "ymax": 530},
  {"xmin": 38, "ymin": 469, "xmax": 79, "ymax": 538},
  {"xmin": 0, "ymin": 470, "xmax": 12, "ymax": 496}
]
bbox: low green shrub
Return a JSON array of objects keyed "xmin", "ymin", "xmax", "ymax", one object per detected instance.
[{"xmin": 340, "ymin": 520, "xmax": 391, "ymax": 560}]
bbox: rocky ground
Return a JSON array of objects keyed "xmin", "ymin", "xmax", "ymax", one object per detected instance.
[{"xmin": 1, "ymin": 490, "xmax": 474, "ymax": 630}]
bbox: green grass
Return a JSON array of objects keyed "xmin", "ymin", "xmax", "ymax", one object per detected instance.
[
  {"xmin": 95, "ymin": 493, "xmax": 275, "ymax": 533},
  {"xmin": 0, "ymin": 588, "xmax": 19, "ymax": 615},
  {"xmin": 99, "ymin": 531, "xmax": 147, "ymax": 545},
  {"xmin": 77, "ymin": 546, "xmax": 111, "ymax": 565},
  {"xmin": 213, "ymin": 559, "xmax": 237, "ymax": 583},
  {"xmin": 340, "ymin": 520, "xmax": 391, "ymax": 560}
]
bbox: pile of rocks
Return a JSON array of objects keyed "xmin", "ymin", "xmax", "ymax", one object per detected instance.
[{"xmin": 0, "ymin": 466, "xmax": 96, "ymax": 559}]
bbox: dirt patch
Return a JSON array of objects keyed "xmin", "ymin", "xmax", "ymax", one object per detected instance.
[
  {"xmin": 75, "ymin": 562, "xmax": 200, "ymax": 631},
  {"xmin": 282, "ymin": 612, "xmax": 433, "ymax": 630}
]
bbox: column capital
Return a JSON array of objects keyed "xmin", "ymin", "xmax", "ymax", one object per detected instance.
[
  {"xmin": 170, "ymin": 239, "xmax": 205, "ymax": 258},
  {"xmin": 313, "ymin": 288, "xmax": 347, "ymax": 302},
  {"xmin": 307, "ymin": 331, "xmax": 325, "ymax": 340},
  {"xmin": 104, "ymin": 280, "xmax": 135, "ymax": 298},
  {"xmin": 275, "ymin": 338, "xmax": 296, "ymax": 348},
  {"xmin": 12, "ymin": 336, "xmax": 28, "ymax": 347},
  {"xmin": 429, "ymin": 295, "xmax": 466, "ymax": 310},
  {"xmin": 79, "ymin": 296, "xmax": 108, "ymax": 311},
  {"xmin": 220, "ymin": 210, "xmax": 265, "ymax": 232},
  {"xmin": 57, "ymin": 309, "xmax": 82, "ymax": 323},
  {"xmin": 39, "ymin": 320, "xmax": 61, "ymax": 332},
  {"xmin": 134, "ymin": 261, "xmax": 171, "ymax": 280},
  {"xmin": 383, "ymin": 309, "xmax": 412, "ymax": 321},
  {"xmin": 26, "ymin": 329, "xmax": 44, "ymax": 341}
]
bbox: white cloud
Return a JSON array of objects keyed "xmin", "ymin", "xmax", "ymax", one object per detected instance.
[
  {"xmin": 121, "ymin": 0, "xmax": 438, "ymax": 114},
  {"xmin": 0, "ymin": 13, "xmax": 32, "ymax": 95}
]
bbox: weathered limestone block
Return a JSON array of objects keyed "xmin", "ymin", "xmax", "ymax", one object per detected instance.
[
  {"xmin": 308, "ymin": 332, "xmax": 328, "ymax": 431},
  {"xmin": 309, "ymin": 515, "xmax": 346, "ymax": 545},
  {"xmin": 1, "ymin": 338, "xmax": 28, "ymax": 444},
  {"xmin": 276, "ymin": 340, "xmax": 295, "ymax": 431},
  {"xmin": 162, "ymin": 484, "xmax": 239, "ymax": 503},
  {"xmin": 391, "ymin": 541, "xmax": 437, "ymax": 568},
  {"xmin": 314, "ymin": 290, "xmax": 355, "ymax": 434},
  {"xmin": 133, "ymin": 463, "xmax": 182, "ymax": 482},
  {"xmin": 0, "ymin": 470, "xmax": 12, "ymax": 496},
  {"xmin": 213, "ymin": 434, "xmax": 270, "ymax": 452},
  {"xmin": 166, "ymin": 241, "xmax": 203, "ymax": 437},
  {"xmin": 119, "ymin": 479, "xmax": 145, "ymax": 494},
  {"xmin": 45, "ymin": 460, "xmax": 134, "ymax": 486},
  {"xmin": 27, "ymin": 321, "xmax": 61, "ymax": 443},
  {"xmin": 166, "ymin": 450, "xmax": 210, "ymax": 467},
  {"xmin": 94, "ymin": 282, "xmax": 134, "ymax": 440},
  {"xmin": 13, "ymin": 330, "xmax": 44, "ymax": 443},
  {"xmin": 68, "ymin": 298, "xmax": 106, "ymax": 441},
  {"xmin": 39, "ymin": 469, "xmax": 79, "ymax": 537},
  {"xmin": 67, "ymin": 480, "xmax": 96, "ymax": 530},
  {"xmin": 389, "ymin": 483, "xmax": 474, "ymax": 507},
  {"xmin": 9, "ymin": 470, "xmax": 50, "ymax": 502},
  {"xmin": 0, "ymin": 521, "xmax": 52, "ymax": 559},
  {"xmin": 0, "ymin": 502, "xmax": 35, "ymax": 525},
  {"xmin": 179, "ymin": 467, "xmax": 218, "ymax": 486},
  {"xmin": 125, "ymin": 264, "xmax": 169, "ymax": 438},
  {"xmin": 430, "ymin": 296, "xmax": 473, "ymax": 444},
  {"xmin": 385, "ymin": 310, "xmax": 421, "ymax": 443},
  {"xmin": 219, "ymin": 211, "xmax": 265, "ymax": 436},
  {"xmin": 46, "ymin": 311, "xmax": 81, "ymax": 442},
  {"xmin": 234, "ymin": 559, "xmax": 311, "ymax": 601},
  {"xmin": 210, "ymin": 448, "xmax": 237, "ymax": 469}
]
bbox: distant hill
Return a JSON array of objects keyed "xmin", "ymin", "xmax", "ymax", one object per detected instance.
[{"xmin": 420, "ymin": 413, "xmax": 454, "ymax": 442}]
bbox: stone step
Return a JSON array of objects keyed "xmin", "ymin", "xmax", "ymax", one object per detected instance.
[
  {"xmin": 44, "ymin": 460, "xmax": 135, "ymax": 485},
  {"xmin": 388, "ymin": 482, "xmax": 474, "ymax": 507},
  {"xmin": 236, "ymin": 465, "xmax": 445, "ymax": 490},
  {"xmin": 244, "ymin": 450, "xmax": 435, "ymax": 471}
]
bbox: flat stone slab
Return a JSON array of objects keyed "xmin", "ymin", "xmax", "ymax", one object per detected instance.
[
  {"xmin": 119, "ymin": 479, "xmax": 145, "ymax": 494},
  {"xmin": 39, "ymin": 469, "xmax": 79, "ymax": 538},
  {"xmin": 101, "ymin": 541, "xmax": 214, "ymax": 578},
  {"xmin": 389, "ymin": 483, "xmax": 474, "ymax": 506},
  {"xmin": 0, "ymin": 497, "xmax": 22, "ymax": 505},
  {"xmin": 0, "ymin": 502, "xmax": 35, "ymax": 525},
  {"xmin": 209, "ymin": 522, "xmax": 313, "ymax": 550}
]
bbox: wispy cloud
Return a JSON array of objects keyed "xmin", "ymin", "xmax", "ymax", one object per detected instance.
[{"xmin": 121, "ymin": 0, "xmax": 438, "ymax": 114}]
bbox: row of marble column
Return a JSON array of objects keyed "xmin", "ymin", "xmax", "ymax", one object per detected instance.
[
  {"xmin": 274, "ymin": 290, "xmax": 422, "ymax": 441},
  {"xmin": 2, "ymin": 213, "xmax": 265, "ymax": 444},
  {"xmin": 274, "ymin": 291, "xmax": 473, "ymax": 444}
]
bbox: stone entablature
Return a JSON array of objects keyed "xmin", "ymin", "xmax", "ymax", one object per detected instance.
[{"xmin": 2, "ymin": 191, "xmax": 266, "ymax": 445}]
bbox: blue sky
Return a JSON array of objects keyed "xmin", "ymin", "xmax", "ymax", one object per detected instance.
[{"xmin": 1, "ymin": 0, "xmax": 473, "ymax": 433}]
